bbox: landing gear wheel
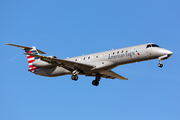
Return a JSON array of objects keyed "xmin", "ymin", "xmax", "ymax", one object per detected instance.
[
  {"xmin": 158, "ymin": 63, "xmax": 163, "ymax": 68},
  {"xmin": 71, "ymin": 75, "xmax": 78, "ymax": 81},
  {"xmin": 92, "ymin": 80, "xmax": 99, "ymax": 86}
]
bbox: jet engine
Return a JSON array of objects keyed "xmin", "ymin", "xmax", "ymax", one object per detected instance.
[{"xmin": 32, "ymin": 56, "xmax": 57, "ymax": 68}]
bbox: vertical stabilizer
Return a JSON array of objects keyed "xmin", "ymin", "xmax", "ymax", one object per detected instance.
[
  {"xmin": 6, "ymin": 43, "xmax": 46, "ymax": 72},
  {"xmin": 25, "ymin": 47, "xmax": 40, "ymax": 72}
]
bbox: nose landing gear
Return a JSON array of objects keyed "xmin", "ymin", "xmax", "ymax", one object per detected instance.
[
  {"xmin": 158, "ymin": 63, "xmax": 163, "ymax": 68},
  {"xmin": 158, "ymin": 59, "xmax": 163, "ymax": 68}
]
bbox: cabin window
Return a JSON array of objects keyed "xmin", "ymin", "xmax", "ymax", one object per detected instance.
[
  {"xmin": 92, "ymin": 56, "xmax": 94, "ymax": 59},
  {"xmin": 113, "ymin": 52, "xmax": 115, "ymax": 55},
  {"xmin": 117, "ymin": 51, "xmax": 119, "ymax": 54},
  {"xmin": 88, "ymin": 56, "xmax": 90, "ymax": 59},
  {"xmin": 100, "ymin": 55, "xmax": 102, "ymax": 57},
  {"xmin": 96, "ymin": 55, "xmax": 98, "ymax": 58},
  {"xmin": 79, "ymin": 58, "xmax": 81, "ymax": 61},
  {"xmin": 83, "ymin": 57, "xmax": 85, "ymax": 60},
  {"xmin": 122, "ymin": 51, "xmax": 123, "ymax": 53},
  {"xmin": 75, "ymin": 59, "xmax": 77, "ymax": 62}
]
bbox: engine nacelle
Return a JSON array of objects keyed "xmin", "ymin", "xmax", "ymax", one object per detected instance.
[{"xmin": 32, "ymin": 56, "xmax": 56, "ymax": 68}]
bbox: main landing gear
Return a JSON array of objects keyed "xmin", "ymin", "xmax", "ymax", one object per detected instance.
[
  {"xmin": 92, "ymin": 73, "xmax": 101, "ymax": 86},
  {"xmin": 71, "ymin": 75, "xmax": 78, "ymax": 81},
  {"xmin": 71, "ymin": 70, "xmax": 101, "ymax": 86},
  {"xmin": 71, "ymin": 69, "xmax": 79, "ymax": 81}
]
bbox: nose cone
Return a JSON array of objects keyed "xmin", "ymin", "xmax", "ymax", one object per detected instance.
[
  {"xmin": 165, "ymin": 49, "xmax": 173, "ymax": 55},
  {"xmin": 161, "ymin": 49, "xmax": 173, "ymax": 55}
]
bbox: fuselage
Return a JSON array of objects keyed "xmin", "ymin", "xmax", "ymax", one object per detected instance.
[{"xmin": 34, "ymin": 43, "xmax": 173, "ymax": 77}]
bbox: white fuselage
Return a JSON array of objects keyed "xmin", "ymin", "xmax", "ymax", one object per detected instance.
[{"xmin": 34, "ymin": 43, "xmax": 173, "ymax": 77}]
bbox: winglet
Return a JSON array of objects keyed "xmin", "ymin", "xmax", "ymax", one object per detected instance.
[{"xmin": 6, "ymin": 43, "xmax": 46, "ymax": 54}]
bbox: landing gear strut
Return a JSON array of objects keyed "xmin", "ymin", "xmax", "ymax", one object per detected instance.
[
  {"xmin": 158, "ymin": 59, "xmax": 163, "ymax": 68},
  {"xmin": 92, "ymin": 73, "xmax": 101, "ymax": 86},
  {"xmin": 71, "ymin": 69, "xmax": 79, "ymax": 81}
]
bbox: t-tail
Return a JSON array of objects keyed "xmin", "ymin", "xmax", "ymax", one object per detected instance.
[{"xmin": 6, "ymin": 43, "xmax": 46, "ymax": 72}]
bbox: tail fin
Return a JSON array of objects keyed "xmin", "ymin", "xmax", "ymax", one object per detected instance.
[
  {"xmin": 6, "ymin": 43, "xmax": 46, "ymax": 72},
  {"xmin": 26, "ymin": 47, "xmax": 40, "ymax": 72}
]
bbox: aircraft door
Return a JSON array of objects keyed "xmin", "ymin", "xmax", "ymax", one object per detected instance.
[{"xmin": 146, "ymin": 44, "xmax": 152, "ymax": 57}]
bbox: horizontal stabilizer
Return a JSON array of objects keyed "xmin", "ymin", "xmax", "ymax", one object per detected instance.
[{"xmin": 6, "ymin": 43, "xmax": 46, "ymax": 54}]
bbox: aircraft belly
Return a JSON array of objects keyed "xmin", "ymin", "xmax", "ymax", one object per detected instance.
[{"xmin": 34, "ymin": 66, "xmax": 71, "ymax": 77}]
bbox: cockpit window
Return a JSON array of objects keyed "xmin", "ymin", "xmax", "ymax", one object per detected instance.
[
  {"xmin": 146, "ymin": 44, "xmax": 151, "ymax": 48},
  {"xmin": 151, "ymin": 44, "xmax": 160, "ymax": 47}
]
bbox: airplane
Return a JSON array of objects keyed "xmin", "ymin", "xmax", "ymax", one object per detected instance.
[{"xmin": 6, "ymin": 43, "xmax": 173, "ymax": 86}]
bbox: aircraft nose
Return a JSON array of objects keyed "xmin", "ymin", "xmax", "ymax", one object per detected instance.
[{"xmin": 162, "ymin": 49, "xmax": 173, "ymax": 55}]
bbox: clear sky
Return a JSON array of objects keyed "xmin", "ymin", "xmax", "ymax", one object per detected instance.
[{"xmin": 0, "ymin": 0, "xmax": 180, "ymax": 120}]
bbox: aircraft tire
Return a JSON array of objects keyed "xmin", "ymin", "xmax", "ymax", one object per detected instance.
[
  {"xmin": 92, "ymin": 80, "xmax": 99, "ymax": 86},
  {"xmin": 158, "ymin": 63, "xmax": 163, "ymax": 68},
  {"xmin": 71, "ymin": 75, "xmax": 78, "ymax": 81}
]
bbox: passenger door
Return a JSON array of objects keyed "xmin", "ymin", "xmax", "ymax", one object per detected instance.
[{"xmin": 146, "ymin": 44, "xmax": 152, "ymax": 57}]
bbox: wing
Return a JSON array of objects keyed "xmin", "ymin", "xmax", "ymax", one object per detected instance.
[
  {"xmin": 100, "ymin": 70, "xmax": 129, "ymax": 80},
  {"xmin": 24, "ymin": 53, "xmax": 95, "ymax": 70}
]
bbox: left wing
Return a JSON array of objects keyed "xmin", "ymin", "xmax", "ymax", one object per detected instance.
[
  {"xmin": 24, "ymin": 53, "xmax": 95, "ymax": 70},
  {"xmin": 100, "ymin": 70, "xmax": 129, "ymax": 80}
]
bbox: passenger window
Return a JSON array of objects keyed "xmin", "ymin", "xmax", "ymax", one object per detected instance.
[
  {"xmin": 146, "ymin": 44, "xmax": 151, "ymax": 48},
  {"xmin": 104, "ymin": 54, "xmax": 106, "ymax": 56},
  {"xmin": 75, "ymin": 59, "xmax": 77, "ymax": 62},
  {"xmin": 100, "ymin": 55, "xmax": 102, "ymax": 57},
  {"xmin": 113, "ymin": 52, "xmax": 115, "ymax": 55},
  {"xmin": 92, "ymin": 56, "xmax": 94, "ymax": 59},
  {"xmin": 88, "ymin": 56, "xmax": 90, "ymax": 59},
  {"xmin": 83, "ymin": 57, "xmax": 85, "ymax": 60},
  {"xmin": 122, "ymin": 51, "xmax": 123, "ymax": 53},
  {"xmin": 96, "ymin": 55, "xmax": 98, "ymax": 58},
  {"xmin": 117, "ymin": 51, "xmax": 119, "ymax": 54}
]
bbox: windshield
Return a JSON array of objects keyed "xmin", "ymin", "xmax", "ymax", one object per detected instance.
[
  {"xmin": 146, "ymin": 44, "xmax": 160, "ymax": 48},
  {"xmin": 146, "ymin": 44, "xmax": 151, "ymax": 48},
  {"xmin": 151, "ymin": 44, "xmax": 160, "ymax": 47}
]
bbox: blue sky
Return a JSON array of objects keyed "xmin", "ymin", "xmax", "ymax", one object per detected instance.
[{"xmin": 0, "ymin": 0, "xmax": 180, "ymax": 120}]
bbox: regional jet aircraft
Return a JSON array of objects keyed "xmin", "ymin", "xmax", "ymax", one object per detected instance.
[{"xmin": 6, "ymin": 43, "xmax": 173, "ymax": 86}]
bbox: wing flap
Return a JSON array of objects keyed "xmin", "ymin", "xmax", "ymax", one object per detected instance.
[{"xmin": 24, "ymin": 53, "xmax": 95, "ymax": 70}]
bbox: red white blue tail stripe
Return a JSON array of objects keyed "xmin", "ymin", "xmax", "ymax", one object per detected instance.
[{"xmin": 26, "ymin": 49, "xmax": 39, "ymax": 72}]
